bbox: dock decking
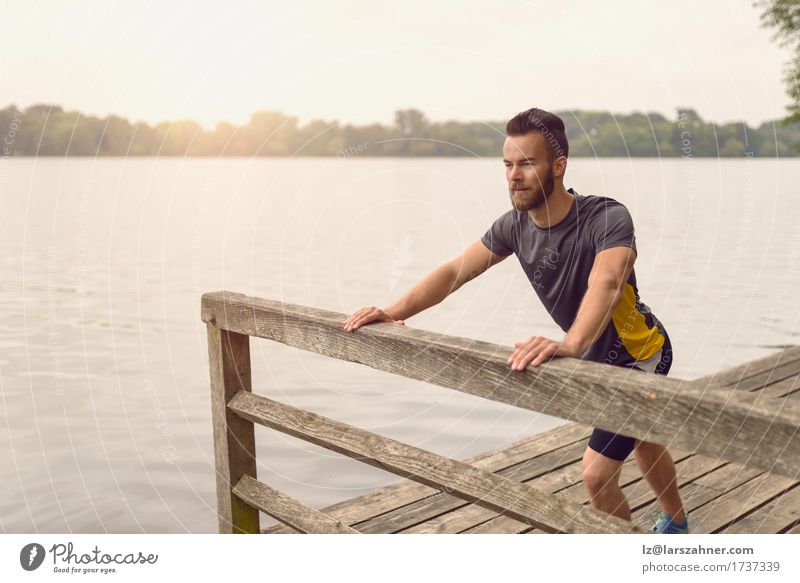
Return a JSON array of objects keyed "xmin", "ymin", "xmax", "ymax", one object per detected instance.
[{"xmin": 264, "ymin": 345, "xmax": 800, "ymax": 534}]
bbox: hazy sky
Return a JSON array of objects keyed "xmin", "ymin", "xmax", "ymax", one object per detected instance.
[{"xmin": 0, "ymin": 0, "xmax": 791, "ymax": 129}]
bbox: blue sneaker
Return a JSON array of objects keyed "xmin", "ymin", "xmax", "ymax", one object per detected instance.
[{"xmin": 651, "ymin": 511, "xmax": 689, "ymax": 533}]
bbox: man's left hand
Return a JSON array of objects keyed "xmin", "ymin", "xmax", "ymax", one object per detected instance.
[{"xmin": 507, "ymin": 336, "xmax": 582, "ymax": 371}]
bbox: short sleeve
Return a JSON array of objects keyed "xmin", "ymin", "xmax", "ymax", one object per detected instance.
[
  {"xmin": 480, "ymin": 211, "xmax": 516, "ymax": 257},
  {"xmin": 590, "ymin": 201, "xmax": 637, "ymax": 255}
]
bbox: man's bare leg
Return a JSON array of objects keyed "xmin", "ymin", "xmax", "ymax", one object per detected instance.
[
  {"xmin": 633, "ymin": 440, "xmax": 686, "ymax": 522},
  {"xmin": 582, "ymin": 446, "xmax": 631, "ymax": 521}
]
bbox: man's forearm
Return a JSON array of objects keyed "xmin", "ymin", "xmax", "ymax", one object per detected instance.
[
  {"xmin": 562, "ymin": 282, "xmax": 622, "ymax": 356},
  {"xmin": 383, "ymin": 264, "xmax": 458, "ymax": 321}
]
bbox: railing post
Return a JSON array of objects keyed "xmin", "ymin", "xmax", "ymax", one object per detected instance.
[{"xmin": 207, "ymin": 323, "xmax": 259, "ymax": 534}]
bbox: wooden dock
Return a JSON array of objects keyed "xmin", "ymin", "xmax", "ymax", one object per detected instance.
[{"xmin": 202, "ymin": 291, "xmax": 800, "ymax": 534}]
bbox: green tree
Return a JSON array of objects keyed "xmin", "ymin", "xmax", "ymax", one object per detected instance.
[
  {"xmin": 392, "ymin": 109, "xmax": 430, "ymax": 155},
  {"xmin": 756, "ymin": 0, "xmax": 800, "ymax": 148},
  {"xmin": 246, "ymin": 111, "xmax": 299, "ymax": 156},
  {"xmin": 2, "ymin": 102, "xmax": 800, "ymax": 157},
  {"xmin": 154, "ymin": 120, "xmax": 204, "ymax": 156}
]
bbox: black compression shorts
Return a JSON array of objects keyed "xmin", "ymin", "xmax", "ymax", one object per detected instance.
[{"xmin": 587, "ymin": 333, "xmax": 673, "ymax": 461}]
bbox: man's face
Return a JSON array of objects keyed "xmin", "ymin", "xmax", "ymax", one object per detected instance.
[{"xmin": 503, "ymin": 132, "xmax": 555, "ymax": 212}]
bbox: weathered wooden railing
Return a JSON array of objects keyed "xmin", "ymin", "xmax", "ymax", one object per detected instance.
[{"xmin": 202, "ymin": 290, "xmax": 800, "ymax": 534}]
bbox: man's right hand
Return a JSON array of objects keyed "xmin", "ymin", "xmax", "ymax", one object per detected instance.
[{"xmin": 343, "ymin": 307, "xmax": 405, "ymax": 332}]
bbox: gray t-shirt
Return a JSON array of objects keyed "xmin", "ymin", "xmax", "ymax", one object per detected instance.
[{"xmin": 480, "ymin": 187, "xmax": 669, "ymax": 367}]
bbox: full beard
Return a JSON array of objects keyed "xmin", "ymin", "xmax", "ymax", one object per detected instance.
[{"xmin": 509, "ymin": 166, "xmax": 555, "ymax": 212}]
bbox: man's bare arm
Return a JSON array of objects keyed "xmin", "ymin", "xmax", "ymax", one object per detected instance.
[
  {"xmin": 508, "ymin": 245, "xmax": 636, "ymax": 370},
  {"xmin": 344, "ymin": 240, "xmax": 508, "ymax": 331},
  {"xmin": 384, "ymin": 240, "xmax": 508, "ymax": 320},
  {"xmin": 562, "ymin": 245, "xmax": 637, "ymax": 355}
]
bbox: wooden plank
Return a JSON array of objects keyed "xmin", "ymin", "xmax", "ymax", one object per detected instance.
[
  {"xmin": 625, "ymin": 454, "xmax": 725, "ymax": 511},
  {"xmin": 401, "ymin": 448, "xmax": 694, "ymax": 534},
  {"xmin": 690, "ymin": 462, "xmax": 765, "ymax": 491},
  {"xmin": 731, "ymin": 358, "xmax": 800, "ymax": 392},
  {"xmin": 527, "ymin": 454, "xmax": 732, "ymax": 534},
  {"xmin": 365, "ymin": 441, "xmax": 797, "ymax": 535},
  {"xmin": 264, "ymin": 422, "xmax": 592, "ymax": 533},
  {"xmin": 256, "ymin": 401, "xmax": 795, "ymax": 535},
  {"xmin": 462, "ymin": 514, "xmax": 529, "ymax": 534},
  {"xmin": 786, "ymin": 522, "xmax": 800, "ymax": 534},
  {"xmin": 697, "ymin": 346, "xmax": 800, "ymax": 387},
  {"xmin": 687, "ymin": 472, "xmax": 797, "ymax": 533},
  {"xmin": 228, "ymin": 390, "xmax": 641, "ymax": 533},
  {"xmin": 632, "ymin": 463, "xmax": 764, "ymax": 530},
  {"xmin": 359, "ymin": 439, "xmax": 590, "ymax": 533},
  {"xmin": 418, "ymin": 455, "xmax": 603, "ymax": 533},
  {"xmin": 759, "ymin": 374, "xmax": 800, "ymax": 399},
  {"xmin": 398, "ymin": 453, "xmax": 791, "ymax": 535},
  {"xmin": 232, "ymin": 475, "xmax": 360, "ymax": 533},
  {"xmin": 547, "ymin": 455, "xmax": 728, "ymax": 534},
  {"xmin": 720, "ymin": 483, "xmax": 800, "ymax": 534},
  {"xmin": 202, "ymin": 291, "xmax": 800, "ymax": 478},
  {"xmin": 461, "ymin": 450, "xmax": 707, "ymax": 535},
  {"xmin": 206, "ymin": 324, "xmax": 259, "ymax": 534}
]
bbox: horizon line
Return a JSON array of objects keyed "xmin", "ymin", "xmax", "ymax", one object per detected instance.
[{"xmin": 1, "ymin": 102, "xmax": 790, "ymax": 131}]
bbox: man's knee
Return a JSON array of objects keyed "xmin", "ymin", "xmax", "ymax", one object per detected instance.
[
  {"xmin": 634, "ymin": 439, "xmax": 667, "ymax": 459},
  {"xmin": 582, "ymin": 447, "xmax": 623, "ymax": 495}
]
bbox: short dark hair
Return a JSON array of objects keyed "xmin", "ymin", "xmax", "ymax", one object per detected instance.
[{"xmin": 506, "ymin": 108, "xmax": 569, "ymax": 160}]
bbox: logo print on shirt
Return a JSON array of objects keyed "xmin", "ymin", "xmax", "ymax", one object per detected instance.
[{"xmin": 531, "ymin": 247, "xmax": 561, "ymax": 290}]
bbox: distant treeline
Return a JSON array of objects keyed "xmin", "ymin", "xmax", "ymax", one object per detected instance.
[{"xmin": 2, "ymin": 104, "xmax": 798, "ymax": 157}]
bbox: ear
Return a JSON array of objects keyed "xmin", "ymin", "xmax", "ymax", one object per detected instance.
[{"xmin": 552, "ymin": 155, "xmax": 567, "ymax": 178}]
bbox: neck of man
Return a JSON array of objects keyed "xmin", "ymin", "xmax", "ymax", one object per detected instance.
[{"xmin": 528, "ymin": 183, "xmax": 574, "ymax": 229}]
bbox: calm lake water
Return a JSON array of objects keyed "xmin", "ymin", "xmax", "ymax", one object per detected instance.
[{"xmin": 1, "ymin": 157, "xmax": 798, "ymax": 533}]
